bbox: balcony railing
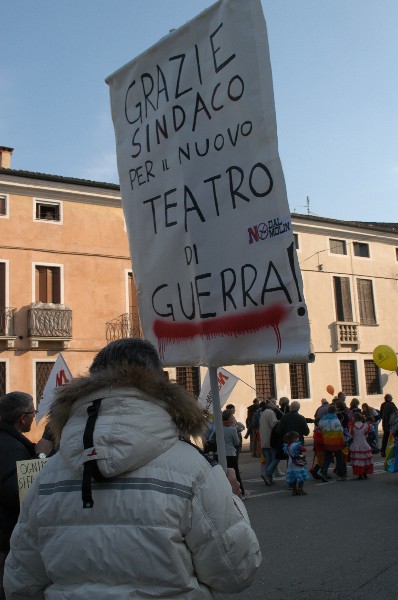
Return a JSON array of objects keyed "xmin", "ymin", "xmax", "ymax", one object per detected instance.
[
  {"xmin": 106, "ymin": 312, "xmax": 142, "ymax": 343},
  {"xmin": 28, "ymin": 307, "xmax": 72, "ymax": 339},
  {"xmin": 334, "ymin": 321, "xmax": 360, "ymax": 350},
  {"xmin": 0, "ymin": 307, "xmax": 16, "ymax": 337}
]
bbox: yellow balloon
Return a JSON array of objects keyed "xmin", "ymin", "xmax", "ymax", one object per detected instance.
[{"xmin": 373, "ymin": 345, "xmax": 397, "ymax": 371}]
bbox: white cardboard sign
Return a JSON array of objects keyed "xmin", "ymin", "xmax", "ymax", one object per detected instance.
[
  {"xmin": 107, "ymin": 0, "xmax": 310, "ymax": 367},
  {"xmin": 16, "ymin": 458, "xmax": 48, "ymax": 503}
]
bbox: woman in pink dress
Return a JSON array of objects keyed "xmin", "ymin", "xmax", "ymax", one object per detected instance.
[{"xmin": 349, "ymin": 412, "xmax": 374, "ymax": 479}]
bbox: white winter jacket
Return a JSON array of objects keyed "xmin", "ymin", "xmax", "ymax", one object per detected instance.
[{"xmin": 5, "ymin": 364, "xmax": 261, "ymax": 599}]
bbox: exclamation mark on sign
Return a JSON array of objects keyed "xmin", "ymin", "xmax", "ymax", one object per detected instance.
[{"xmin": 287, "ymin": 242, "xmax": 306, "ymax": 316}]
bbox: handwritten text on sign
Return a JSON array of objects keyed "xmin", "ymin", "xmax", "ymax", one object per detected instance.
[
  {"xmin": 107, "ymin": 0, "xmax": 310, "ymax": 366},
  {"xmin": 17, "ymin": 458, "xmax": 48, "ymax": 503}
]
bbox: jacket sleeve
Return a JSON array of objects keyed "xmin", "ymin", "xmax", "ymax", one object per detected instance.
[
  {"xmin": 4, "ymin": 478, "xmax": 50, "ymax": 600},
  {"xmin": 302, "ymin": 417, "xmax": 310, "ymax": 436},
  {"xmin": 231, "ymin": 426, "xmax": 240, "ymax": 448},
  {"xmin": 185, "ymin": 463, "xmax": 262, "ymax": 593},
  {"xmin": 270, "ymin": 411, "xmax": 278, "ymax": 429},
  {"xmin": 1, "ymin": 445, "xmax": 34, "ymax": 513}
]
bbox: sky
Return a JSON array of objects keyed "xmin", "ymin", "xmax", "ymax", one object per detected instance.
[{"xmin": 1, "ymin": 0, "xmax": 397, "ymax": 222}]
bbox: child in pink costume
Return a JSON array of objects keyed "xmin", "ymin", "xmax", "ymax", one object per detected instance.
[{"xmin": 349, "ymin": 412, "xmax": 374, "ymax": 479}]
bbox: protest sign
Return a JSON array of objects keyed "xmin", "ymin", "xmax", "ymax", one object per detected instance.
[
  {"xmin": 198, "ymin": 368, "xmax": 239, "ymax": 413},
  {"xmin": 107, "ymin": 0, "xmax": 310, "ymax": 367},
  {"xmin": 16, "ymin": 458, "xmax": 48, "ymax": 503},
  {"xmin": 36, "ymin": 354, "xmax": 72, "ymax": 424}
]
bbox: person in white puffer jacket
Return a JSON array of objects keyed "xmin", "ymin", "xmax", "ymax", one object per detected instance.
[{"xmin": 4, "ymin": 338, "xmax": 261, "ymax": 600}]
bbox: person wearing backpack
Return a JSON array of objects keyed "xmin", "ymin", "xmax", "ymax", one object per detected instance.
[{"xmin": 4, "ymin": 339, "xmax": 261, "ymax": 600}]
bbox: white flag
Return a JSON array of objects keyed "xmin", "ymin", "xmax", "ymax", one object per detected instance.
[
  {"xmin": 36, "ymin": 354, "xmax": 72, "ymax": 424},
  {"xmin": 198, "ymin": 368, "xmax": 239, "ymax": 414}
]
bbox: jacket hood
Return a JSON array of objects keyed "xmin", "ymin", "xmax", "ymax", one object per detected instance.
[{"xmin": 46, "ymin": 364, "xmax": 206, "ymax": 478}]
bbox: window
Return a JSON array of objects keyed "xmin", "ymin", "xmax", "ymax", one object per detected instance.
[
  {"xmin": 353, "ymin": 242, "xmax": 370, "ymax": 258},
  {"xmin": 334, "ymin": 276, "xmax": 353, "ymax": 322},
  {"xmin": 35, "ymin": 362, "xmax": 54, "ymax": 406},
  {"xmin": 254, "ymin": 364, "xmax": 276, "ymax": 399},
  {"xmin": 330, "ymin": 238, "xmax": 347, "ymax": 255},
  {"xmin": 289, "ymin": 363, "xmax": 309, "ymax": 399},
  {"xmin": 357, "ymin": 279, "xmax": 376, "ymax": 325},
  {"xmin": 0, "ymin": 262, "xmax": 5, "ymax": 311},
  {"xmin": 340, "ymin": 360, "xmax": 358, "ymax": 396},
  {"xmin": 396, "ymin": 248, "xmax": 398, "ymax": 261},
  {"xmin": 35, "ymin": 265, "xmax": 61, "ymax": 303},
  {"xmin": 293, "ymin": 233, "xmax": 299, "ymax": 250},
  {"xmin": 34, "ymin": 200, "xmax": 61, "ymax": 222},
  {"xmin": 0, "ymin": 194, "xmax": 7, "ymax": 217},
  {"xmin": 364, "ymin": 360, "xmax": 381, "ymax": 395},
  {"xmin": 176, "ymin": 367, "xmax": 200, "ymax": 398},
  {"xmin": 0, "ymin": 362, "xmax": 6, "ymax": 397}
]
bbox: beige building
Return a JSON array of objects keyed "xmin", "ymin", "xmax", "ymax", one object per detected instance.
[
  {"xmin": 0, "ymin": 146, "xmax": 134, "ymax": 438},
  {"xmin": 1, "ymin": 145, "xmax": 397, "ymax": 435}
]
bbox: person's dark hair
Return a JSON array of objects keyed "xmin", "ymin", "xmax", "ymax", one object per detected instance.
[
  {"xmin": 384, "ymin": 394, "xmax": 393, "ymax": 402},
  {"xmin": 284, "ymin": 431, "xmax": 300, "ymax": 444},
  {"xmin": 0, "ymin": 392, "xmax": 33, "ymax": 425},
  {"xmin": 226, "ymin": 404, "xmax": 235, "ymax": 411},
  {"xmin": 89, "ymin": 338, "xmax": 163, "ymax": 374},
  {"xmin": 350, "ymin": 398, "xmax": 360, "ymax": 409},
  {"xmin": 353, "ymin": 411, "xmax": 365, "ymax": 423},
  {"xmin": 222, "ymin": 408, "xmax": 234, "ymax": 422},
  {"xmin": 327, "ymin": 405, "xmax": 337, "ymax": 414}
]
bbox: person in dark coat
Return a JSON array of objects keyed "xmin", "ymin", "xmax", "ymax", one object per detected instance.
[
  {"xmin": 380, "ymin": 394, "xmax": 398, "ymax": 456},
  {"xmin": 0, "ymin": 392, "xmax": 51, "ymax": 599},
  {"xmin": 276, "ymin": 400, "xmax": 310, "ymax": 444}
]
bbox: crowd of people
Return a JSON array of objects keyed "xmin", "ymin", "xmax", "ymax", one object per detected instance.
[
  {"xmin": 202, "ymin": 390, "xmax": 398, "ymax": 499},
  {"xmin": 240, "ymin": 391, "xmax": 398, "ymax": 495},
  {"xmin": 2, "ymin": 341, "xmax": 398, "ymax": 597}
]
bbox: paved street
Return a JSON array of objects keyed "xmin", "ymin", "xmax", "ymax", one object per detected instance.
[{"xmin": 215, "ymin": 446, "xmax": 398, "ymax": 600}]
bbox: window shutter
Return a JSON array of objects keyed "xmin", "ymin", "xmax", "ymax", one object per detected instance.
[
  {"xmin": 340, "ymin": 360, "xmax": 358, "ymax": 395},
  {"xmin": 35, "ymin": 266, "xmax": 61, "ymax": 303},
  {"xmin": 36, "ymin": 266, "xmax": 47, "ymax": 302},
  {"xmin": 334, "ymin": 277, "xmax": 353, "ymax": 322},
  {"xmin": 0, "ymin": 263, "xmax": 5, "ymax": 309},
  {"xmin": 254, "ymin": 364, "xmax": 276, "ymax": 399},
  {"xmin": 52, "ymin": 268, "xmax": 61, "ymax": 303},
  {"xmin": 357, "ymin": 279, "xmax": 376, "ymax": 325}
]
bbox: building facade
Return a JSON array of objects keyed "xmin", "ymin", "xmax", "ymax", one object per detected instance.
[
  {"xmin": 1, "ymin": 146, "xmax": 397, "ymax": 435},
  {"xmin": 0, "ymin": 147, "xmax": 134, "ymax": 438}
]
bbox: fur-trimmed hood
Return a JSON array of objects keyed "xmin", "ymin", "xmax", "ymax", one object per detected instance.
[{"xmin": 46, "ymin": 364, "xmax": 206, "ymax": 478}]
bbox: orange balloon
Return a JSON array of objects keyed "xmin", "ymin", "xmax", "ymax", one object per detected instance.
[{"xmin": 326, "ymin": 385, "xmax": 334, "ymax": 395}]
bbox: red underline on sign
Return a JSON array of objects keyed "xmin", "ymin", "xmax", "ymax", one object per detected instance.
[{"xmin": 153, "ymin": 303, "xmax": 289, "ymax": 360}]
